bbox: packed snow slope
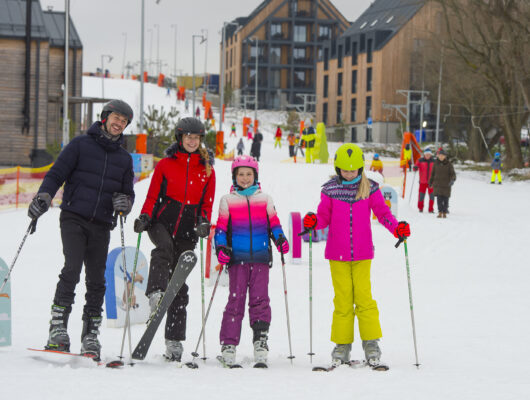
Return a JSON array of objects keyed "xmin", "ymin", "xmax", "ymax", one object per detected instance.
[{"xmin": 1, "ymin": 78, "xmax": 529, "ymax": 400}]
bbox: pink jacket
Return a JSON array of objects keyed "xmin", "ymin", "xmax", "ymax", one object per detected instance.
[{"xmin": 315, "ymin": 177, "xmax": 398, "ymax": 261}]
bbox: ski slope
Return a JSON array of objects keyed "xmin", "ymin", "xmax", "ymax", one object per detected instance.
[{"xmin": 1, "ymin": 78, "xmax": 529, "ymax": 400}]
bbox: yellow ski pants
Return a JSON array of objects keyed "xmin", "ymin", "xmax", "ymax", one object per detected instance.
[
  {"xmin": 491, "ymin": 170, "xmax": 502, "ymax": 183},
  {"xmin": 329, "ymin": 259, "xmax": 382, "ymax": 344}
]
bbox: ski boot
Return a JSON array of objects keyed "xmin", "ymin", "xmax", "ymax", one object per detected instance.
[
  {"xmin": 80, "ymin": 315, "xmax": 102, "ymax": 360},
  {"xmin": 220, "ymin": 344, "xmax": 237, "ymax": 367},
  {"xmin": 252, "ymin": 328, "xmax": 269, "ymax": 366},
  {"xmin": 362, "ymin": 339, "xmax": 382, "ymax": 367},
  {"xmin": 45, "ymin": 304, "xmax": 70, "ymax": 352},
  {"xmin": 148, "ymin": 290, "xmax": 164, "ymax": 321},
  {"xmin": 331, "ymin": 343, "xmax": 352, "ymax": 366},
  {"xmin": 164, "ymin": 340, "xmax": 183, "ymax": 362}
]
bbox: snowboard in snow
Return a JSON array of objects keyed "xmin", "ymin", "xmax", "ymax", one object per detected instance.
[{"xmin": 132, "ymin": 250, "xmax": 197, "ymax": 360}]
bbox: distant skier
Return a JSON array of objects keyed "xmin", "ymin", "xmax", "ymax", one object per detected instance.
[
  {"xmin": 236, "ymin": 138, "xmax": 245, "ymax": 156},
  {"xmin": 230, "ymin": 122, "xmax": 237, "ymax": 137},
  {"xmin": 369, "ymin": 153, "xmax": 383, "ymax": 176},
  {"xmin": 247, "ymin": 124, "xmax": 254, "ymax": 141},
  {"xmin": 133, "ymin": 117, "xmax": 216, "ymax": 362},
  {"xmin": 413, "ymin": 148, "xmax": 435, "ymax": 213},
  {"xmin": 302, "ymin": 143, "xmax": 410, "ymax": 369},
  {"xmin": 195, "ymin": 106, "xmax": 201, "ymax": 119},
  {"xmin": 184, "ymin": 98, "xmax": 189, "ymax": 113},
  {"xmin": 403, "ymin": 143, "xmax": 412, "ymax": 172},
  {"xmin": 429, "ymin": 148, "xmax": 456, "ymax": 218},
  {"xmin": 27, "ymin": 100, "xmax": 135, "ymax": 360},
  {"xmin": 274, "ymin": 126, "xmax": 282, "ymax": 149},
  {"xmin": 300, "ymin": 126, "xmax": 316, "ymax": 163},
  {"xmin": 287, "ymin": 132, "xmax": 296, "ymax": 158},
  {"xmin": 214, "ymin": 155, "xmax": 289, "ymax": 367},
  {"xmin": 490, "ymin": 152, "xmax": 503, "ymax": 184}
]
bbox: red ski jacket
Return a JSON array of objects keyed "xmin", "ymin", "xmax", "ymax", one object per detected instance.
[
  {"xmin": 141, "ymin": 145, "xmax": 216, "ymax": 242},
  {"xmin": 415, "ymin": 157, "xmax": 434, "ymax": 185}
]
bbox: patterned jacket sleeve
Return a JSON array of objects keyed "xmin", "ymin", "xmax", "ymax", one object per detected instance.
[
  {"xmin": 214, "ymin": 195, "xmax": 229, "ymax": 249},
  {"xmin": 315, "ymin": 191, "xmax": 332, "ymax": 230},
  {"xmin": 370, "ymin": 189, "xmax": 398, "ymax": 235},
  {"xmin": 266, "ymin": 194, "xmax": 285, "ymax": 242}
]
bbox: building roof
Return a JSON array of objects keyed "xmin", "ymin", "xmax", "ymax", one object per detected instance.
[
  {"xmin": 42, "ymin": 10, "xmax": 82, "ymax": 48},
  {"xmin": 342, "ymin": 0, "xmax": 425, "ymax": 49},
  {"xmin": 0, "ymin": 0, "xmax": 82, "ymax": 48}
]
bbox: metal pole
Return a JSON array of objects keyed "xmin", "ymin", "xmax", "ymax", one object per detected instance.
[
  {"xmin": 406, "ymin": 91, "xmax": 410, "ymax": 132},
  {"xmin": 219, "ymin": 23, "xmax": 226, "ymax": 133},
  {"xmin": 122, "ymin": 32, "xmax": 127, "ymax": 77},
  {"xmin": 155, "ymin": 24, "xmax": 160, "ymax": 76},
  {"xmin": 280, "ymin": 250, "xmax": 295, "ymax": 364},
  {"xmin": 171, "ymin": 24, "xmax": 177, "ymax": 86},
  {"xmin": 192, "ymin": 36, "xmax": 196, "ymax": 117},
  {"xmin": 403, "ymin": 240, "xmax": 420, "ymax": 368},
  {"xmin": 148, "ymin": 28, "xmax": 153, "ymax": 76},
  {"xmin": 435, "ymin": 45, "xmax": 444, "ymax": 149},
  {"xmin": 62, "ymin": 0, "xmax": 70, "ymax": 147},
  {"xmin": 202, "ymin": 29, "xmax": 208, "ymax": 94},
  {"xmin": 101, "ymin": 55, "xmax": 104, "ymax": 98},
  {"xmin": 254, "ymin": 38, "xmax": 258, "ymax": 124},
  {"xmin": 140, "ymin": 0, "xmax": 145, "ymax": 132}
]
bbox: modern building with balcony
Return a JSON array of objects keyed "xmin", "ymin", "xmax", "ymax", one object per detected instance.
[
  {"xmin": 316, "ymin": 0, "xmax": 443, "ymax": 143},
  {"xmin": 221, "ymin": 0, "xmax": 349, "ymax": 111}
]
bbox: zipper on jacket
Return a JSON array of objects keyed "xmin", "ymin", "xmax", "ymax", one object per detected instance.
[
  {"xmin": 172, "ymin": 154, "xmax": 190, "ymax": 236},
  {"xmin": 246, "ymin": 196, "xmax": 253, "ymax": 260},
  {"xmin": 350, "ymin": 203, "xmax": 354, "ymax": 261},
  {"xmin": 91, "ymin": 152, "xmax": 108, "ymax": 221}
]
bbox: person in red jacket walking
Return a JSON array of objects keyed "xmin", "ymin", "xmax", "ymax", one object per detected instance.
[
  {"xmin": 133, "ymin": 117, "xmax": 216, "ymax": 362},
  {"xmin": 274, "ymin": 126, "xmax": 282, "ymax": 148},
  {"xmin": 413, "ymin": 148, "xmax": 435, "ymax": 213}
]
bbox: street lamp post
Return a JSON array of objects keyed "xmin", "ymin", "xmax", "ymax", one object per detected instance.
[
  {"xmin": 250, "ymin": 37, "xmax": 259, "ymax": 123},
  {"xmin": 154, "ymin": 23, "xmax": 160, "ymax": 76},
  {"xmin": 219, "ymin": 21, "xmax": 238, "ymax": 133},
  {"xmin": 192, "ymin": 34, "xmax": 206, "ymax": 118},
  {"xmin": 121, "ymin": 32, "xmax": 127, "ymax": 78},
  {"xmin": 171, "ymin": 24, "xmax": 177, "ymax": 86},
  {"xmin": 101, "ymin": 54, "xmax": 113, "ymax": 98},
  {"xmin": 62, "ymin": 0, "xmax": 70, "ymax": 147},
  {"xmin": 202, "ymin": 29, "xmax": 208, "ymax": 94}
]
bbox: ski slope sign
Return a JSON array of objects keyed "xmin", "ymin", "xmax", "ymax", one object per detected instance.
[{"xmin": 0, "ymin": 257, "xmax": 11, "ymax": 347}]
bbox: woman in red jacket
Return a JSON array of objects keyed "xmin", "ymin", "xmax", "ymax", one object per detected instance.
[{"xmin": 134, "ymin": 117, "xmax": 216, "ymax": 362}]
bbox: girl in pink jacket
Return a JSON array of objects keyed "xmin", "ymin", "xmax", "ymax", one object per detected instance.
[{"xmin": 303, "ymin": 143, "xmax": 410, "ymax": 369}]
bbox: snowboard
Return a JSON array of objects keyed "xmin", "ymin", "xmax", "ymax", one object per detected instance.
[{"xmin": 132, "ymin": 250, "xmax": 197, "ymax": 360}]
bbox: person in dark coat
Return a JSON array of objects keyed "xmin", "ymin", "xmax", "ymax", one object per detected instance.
[
  {"xmin": 28, "ymin": 100, "xmax": 135, "ymax": 359},
  {"xmin": 429, "ymin": 149, "xmax": 456, "ymax": 218},
  {"xmin": 133, "ymin": 117, "xmax": 216, "ymax": 362},
  {"xmin": 250, "ymin": 130, "xmax": 263, "ymax": 161}
]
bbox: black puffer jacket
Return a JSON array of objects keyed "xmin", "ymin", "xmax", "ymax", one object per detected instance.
[{"xmin": 38, "ymin": 122, "xmax": 135, "ymax": 226}]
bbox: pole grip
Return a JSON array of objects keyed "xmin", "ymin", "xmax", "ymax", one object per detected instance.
[{"xmin": 395, "ymin": 237, "xmax": 405, "ymax": 248}]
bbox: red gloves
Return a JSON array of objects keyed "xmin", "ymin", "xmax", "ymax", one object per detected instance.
[
  {"xmin": 276, "ymin": 236, "xmax": 290, "ymax": 254},
  {"xmin": 303, "ymin": 212, "xmax": 317, "ymax": 230},
  {"xmin": 394, "ymin": 221, "xmax": 411, "ymax": 239},
  {"xmin": 217, "ymin": 247, "xmax": 231, "ymax": 265}
]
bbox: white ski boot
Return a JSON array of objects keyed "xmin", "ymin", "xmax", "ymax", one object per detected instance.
[
  {"xmin": 253, "ymin": 331, "xmax": 269, "ymax": 365},
  {"xmin": 331, "ymin": 343, "xmax": 352, "ymax": 366},
  {"xmin": 164, "ymin": 339, "xmax": 183, "ymax": 362},
  {"xmin": 362, "ymin": 339, "xmax": 382, "ymax": 366},
  {"xmin": 220, "ymin": 344, "xmax": 237, "ymax": 367}
]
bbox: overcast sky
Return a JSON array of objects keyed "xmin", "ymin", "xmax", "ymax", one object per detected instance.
[{"xmin": 40, "ymin": 0, "xmax": 373, "ymax": 77}]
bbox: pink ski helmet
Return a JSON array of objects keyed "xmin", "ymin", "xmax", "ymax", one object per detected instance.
[{"xmin": 231, "ymin": 155, "xmax": 259, "ymax": 183}]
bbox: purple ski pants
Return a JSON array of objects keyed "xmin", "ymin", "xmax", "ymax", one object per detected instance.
[{"xmin": 219, "ymin": 263, "xmax": 271, "ymax": 346}]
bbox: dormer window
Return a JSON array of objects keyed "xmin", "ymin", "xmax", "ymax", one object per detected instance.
[
  {"xmin": 360, "ymin": 22, "xmax": 367, "ymax": 29},
  {"xmin": 386, "ymin": 16, "xmax": 394, "ymax": 23},
  {"xmin": 370, "ymin": 19, "xmax": 378, "ymax": 27}
]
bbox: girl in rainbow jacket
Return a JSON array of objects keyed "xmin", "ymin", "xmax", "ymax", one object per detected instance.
[
  {"xmin": 303, "ymin": 144, "xmax": 411, "ymax": 368},
  {"xmin": 214, "ymin": 155, "xmax": 289, "ymax": 367}
]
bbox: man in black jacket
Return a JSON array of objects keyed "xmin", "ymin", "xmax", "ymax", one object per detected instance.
[{"xmin": 28, "ymin": 100, "xmax": 135, "ymax": 360}]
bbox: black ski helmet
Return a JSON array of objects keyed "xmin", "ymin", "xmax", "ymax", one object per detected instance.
[
  {"xmin": 175, "ymin": 117, "xmax": 206, "ymax": 141},
  {"xmin": 101, "ymin": 100, "xmax": 134, "ymax": 126}
]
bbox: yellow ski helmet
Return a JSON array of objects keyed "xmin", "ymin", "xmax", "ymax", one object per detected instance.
[{"xmin": 334, "ymin": 143, "xmax": 364, "ymax": 171}]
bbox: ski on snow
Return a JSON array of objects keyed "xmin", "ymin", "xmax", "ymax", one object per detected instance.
[
  {"xmin": 216, "ymin": 355, "xmax": 243, "ymax": 369},
  {"xmin": 312, "ymin": 360, "xmax": 389, "ymax": 372},
  {"xmin": 27, "ymin": 348, "xmax": 105, "ymax": 366},
  {"xmin": 132, "ymin": 250, "xmax": 197, "ymax": 361}
]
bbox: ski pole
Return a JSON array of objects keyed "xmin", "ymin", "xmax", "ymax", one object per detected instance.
[
  {"xmin": 397, "ymin": 238, "xmax": 420, "ymax": 368},
  {"xmin": 280, "ymin": 246, "xmax": 295, "ymax": 365},
  {"xmin": 117, "ymin": 214, "xmax": 134, "ymax": 365},
  {"xmin": 191, "ymin": 264, "xmax": 223, "ymax": 363},
  {"xmin": 408, "ymin": 170, "xmax": 417, "ymax": 204},
  {"xmin": 200, "ymin": 237, "xmax": 206, "ymax": 361},
  {"xmin": 0, "ymin": 218, "xmax": 37, "ymax": 294},
  {"xmin": 298, "ymin": 227, "xmax": 315, "ymax": 362}
]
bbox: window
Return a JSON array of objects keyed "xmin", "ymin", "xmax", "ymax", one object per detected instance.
[
  {"xmin": 367, "ymin": 39, "xmax": 373, "ymax": 63},
  {"xmin": 324, "ymin": 48, "xmax": 329, "ymax": 70},
  {"xmin": 230, "ymin": 49, "xmax": 233, "ymax": 67},
  {"xmin": 360, "ymin": 22, "xmax": 367, "ymax": 29},
  {"xmin": 366, "ymin": 96, "xmax": 372, "ymax": 119},
  {"xmin": 318, "ymin": 25, "xmax": 331, "ymax": 40},
  {"xmin": 352, "ymin": 70, "xmax": 357, "ymax": 93},
  {"xmin": 366, "ymin": 127, "xmax": 373, "ymax": 142},
  {"xmin": 293, "ymin": 47, "xmax": 306, "ymax": 63},
  {"xmin": 317, "ymin": 48, "xmax": 322, "ymax": 61},
  {"xmin": 352, "ymin": 42, "xmax": 358, "ymax": 65},
  {"xmin": 294, "ymin": 25, "xmax": 307, "ymax": 42},
  {"xmin": 323, "ymin": 102, "xmax": 328, "ymax": 125},
  {"xmin": 336, "ymin": 100, "xmax": 342, "ymax": 123},
  {"xmin": 367, "ymin": 67, "xmax": 372, "ymax": 91},
  {"xmin": 249, "ymin": 68, "xmax": 256, "ymax": 85},
  {"xmin": 370, "ymin": 19, "xmax": 378, "ymax": 27},
  {"xmin": 270, "ymin": 46, "xmax": 281, "ymax": 64},
  {"xmin": 271, "ymin": 23, "xmax": 282, "ymax": 38},
  {"xmin": 351, "ymin": 127, "xmax": 357, "ymax": 142},
  {"xmin": 337, "ymin": 45, "xmax": 343, "ymax": 68},
  {"xmin": 323, "ymin": 75, "xmax": 328, "ymax": 98},
  {"xmin": 351, "ymin": 98, "xmax": 357, "ymax": 122},
  {"xmin": 337, "ymin": 73, "xmax": 342, "ymax": 95},
  {"xmin": 271, "ymin": 70, "xmax": 281, "ymax": 88},
  {"xmin": 386, "ymin": 15, "xmax": 394, "ymax": 23},
  {"xmin": 294, "ymin": 70, "xmax": 306, "ymax": 87}
]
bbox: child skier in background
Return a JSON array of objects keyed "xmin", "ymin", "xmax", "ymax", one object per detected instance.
[
  {"xmin": 413, "ymin": 148, "xmax": 435, "ymax": 213},
  {"xmin": 369, "ymin": 153, "xmax": 383, "ymax": 176},
  {"xmin": 303, "ymin": 144, "xmax": 411, "ymax": 369},
  {"xmin": 230, "ymin": 122, "xmax": 237, "ymax": 137},
  {"xmin": 274, "ymin": 126, "xmax": 282, "ymax": 148},
  {"xmin": 214, "ymin": 155, "xmax": 289, "ymax": 367},
  {"xmin": 236, "ymin": 138, "xmax": 245, "ymax": 156},
  {"xmin": 491, "ymin": 152, "xmax": 502, "ymax": 184}
]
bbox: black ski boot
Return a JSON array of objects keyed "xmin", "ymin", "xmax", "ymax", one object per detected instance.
[
  {"xmin": 81, "ymin": 315, "xmax": 102, "ymax": 361},
  {"xmin": 45, "ymin": 304, "xmax": 70, "ymax": 352}
]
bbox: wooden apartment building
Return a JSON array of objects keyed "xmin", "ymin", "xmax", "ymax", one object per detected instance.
[
  {"xmin": 0, "ymin": 0, "xmax": 82, "ymax": 167},
  {"xmin": 222, "ymin": 0, "xmax": 349, "ymax": 111},
  {"xmin": 316, "ymin": 0, "xmax": 442, "ymax": 143}
]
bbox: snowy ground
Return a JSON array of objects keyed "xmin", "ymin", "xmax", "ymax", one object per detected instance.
[{"xmin": 1, "ymin": 79, "xmax": 530, "ymax": 399}]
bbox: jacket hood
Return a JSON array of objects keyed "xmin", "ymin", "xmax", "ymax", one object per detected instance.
[{"xmin": 165, "ymin": 142, "xmax": 215, "ymax": 166}]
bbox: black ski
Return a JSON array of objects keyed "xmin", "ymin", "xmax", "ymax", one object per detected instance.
[
  {"xmin": 368, "ymin": 361, "xmax": 390, "ymax": 371},
  {"xmin": 216, "ymin": 355, "xmax": 242, "ymax": 369},
  {"xmin": 253, "ymin": 362, "xmax": 268, "ymax": 368},
  {"xmin": 132, "ymin": 250, "xmax": 197, "ymax": 360},
  {"xmin": 312, "ymin": 360, "xmax": 364, "ymax": 372}
]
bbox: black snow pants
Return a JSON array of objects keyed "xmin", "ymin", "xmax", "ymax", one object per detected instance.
[
  {"xmin": 436, "ymin": 195, "xmax": 450, "ymax": 213},
  {"xmin": 54, "ymin": 211, "xmax": 111, "ymax": 318},
  {"xmin": 146, "ymin": 222, "xmax": 196, "ymax": 341}
]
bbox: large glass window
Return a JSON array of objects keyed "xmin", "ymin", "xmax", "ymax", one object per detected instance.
[
  {"xmin": 294, "ymin": 25, "xmax": 307, "ymax": 42},
  {"xmin": 318, "ymin": 25, "xmax": 331, "ymax": 40},
  {"xmin": 271, "ymin": 23, "xmax": 282, "ymax": 39},
  {"xmin": 351, "ymin": 98, "xmax": 357, "ymax": 122},
  {"xmin": 366, "ymin": 96, "xmax": 372, "ymax": 119},
  {"xmin": 338, "ymin": 45, "xmax": 343, "ymax": 68},
  {"xmin": 336, "ymin": 100, "xmax": 342, "ymax": 123},
  {"xmin": 352, "ymin": 42, "xmax": 358, "ymax": 65},
  {"xmin": 271, "ymin": 70, "xmax": 281, "ymax": 88},
  {"xmin": 293, "ymin": 47, "xmax": 306, "ymax": 63},
  {"xmin": 294, "ymin": 70, "xmax": 306, "ymax": 87},
  {"xmin": 352, "ymin": 70, "xmax": 357, "ymax": 93},
  {"xmin": 323, "ymin": 75, "xmax": 328, "ymax": 98},
  {"xmin": 367, "ymin": 39, "xmax": 373, "ymax": 63},
  {"xmin": 367, "ymin": 67, "xmax": 372, "ymax": 91},
  {"xmin": 270, "ymin": 46, "xmax": 281, "ymax": 64},
  {"xmin": 337, "ymin": 73, "xmax": 342, "ymax": 95},
  {"xmin": 323, "ymin": 102, "xmax": 328, "ymax": 125},
  {"xmin": 324, "ymin": 48, "xmax": 329, "ymax": 70}
]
